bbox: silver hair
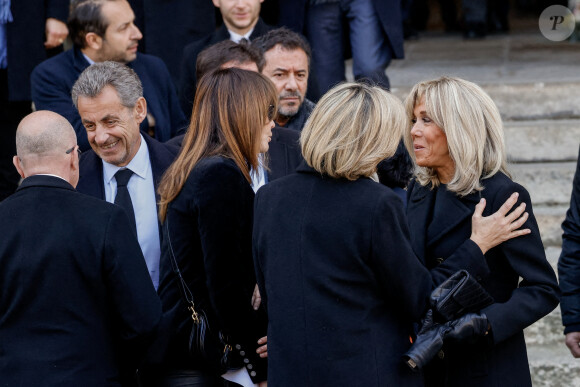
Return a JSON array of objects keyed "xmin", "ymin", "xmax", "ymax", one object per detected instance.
[{"xmin": 71, "ymin": 61, "xmax": 143, "ymax": 108}]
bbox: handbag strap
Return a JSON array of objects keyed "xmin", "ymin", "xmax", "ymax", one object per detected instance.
[{"xmin": 164, "ymin": 217, "xmax": 200, "ymax": 323}]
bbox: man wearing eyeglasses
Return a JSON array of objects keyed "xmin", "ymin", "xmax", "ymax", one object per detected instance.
[{"xmin": 0, "ymin": 110, "xmax": 162, "ymax": 386}]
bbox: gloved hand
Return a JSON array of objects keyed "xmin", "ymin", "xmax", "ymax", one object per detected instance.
[
  {"xmin": 404, "ymin": 312, "xmax": 489, "ymax": 371},
  {"xmin": 404, "ymin": 309, "xmax": 445, "ymax": 371},
  {"xmin": 443, "ymin": 312, "xmax": 489, "ymax": 342}
]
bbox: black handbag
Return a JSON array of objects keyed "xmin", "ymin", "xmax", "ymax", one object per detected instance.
[
  {"xmin": 430, "ymin": 269, "xmax": 494, "ymax": 322},
  {"xmin": 165, "ymin": 218, "xmax": 232, "ymax": 374}
]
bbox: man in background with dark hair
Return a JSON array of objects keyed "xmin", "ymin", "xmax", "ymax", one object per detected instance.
[
  {"xmin": 253, "ymin": 27, "xmax": 314, "ymax": 132},
  {"xmin": 31, "ymin": 0, "xmax": 186, "ymax": 151}
]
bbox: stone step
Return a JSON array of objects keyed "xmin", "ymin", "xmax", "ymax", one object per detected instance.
[
  {"xmin": 504, "ymin": 120, "xmax": 580, "ymax": 163},
  {"xmin": 391, "ymin": 81, "xmax": 580, "ymax": 122},
  {"xmin": 510, "ymin": 161, "xmax": 576, "ymax": 206},
  {"xmin": 528, "ymin": 343, "xmax": 580, "ymax": 387}
]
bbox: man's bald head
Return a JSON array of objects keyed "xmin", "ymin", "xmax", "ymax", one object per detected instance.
[
  {"xmin": 16, "ymin": 111, "xmax": 76, "ymax": 158},
  {"xmin": 14, "ymin": 111, "xmax": 80, "ymax": 186}
]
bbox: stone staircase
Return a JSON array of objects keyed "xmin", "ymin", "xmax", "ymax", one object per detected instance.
[{"xmin": 386, "ymin": 29, "xmax": 580, "ymax": 384}]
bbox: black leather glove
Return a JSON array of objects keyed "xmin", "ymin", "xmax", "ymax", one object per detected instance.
[
  {"xmin": 443, "ymin": 312, "xmax": 489, "ymax": 342},
  {"xmin": 404, "ymin": 310, "xmax": 446, "ymax": 371},
  {"xmin": 404, "ymin": 312, "xmax": 489, "ymax": 371}
]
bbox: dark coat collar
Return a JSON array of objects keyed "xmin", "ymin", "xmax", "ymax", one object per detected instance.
[
  {"xmin": 18, "ymin": 175, "xmax": 75, "ymax": 192},
  {"xmin": 407, "ymin": 179, "xmax": 482, "ymax": 259}
]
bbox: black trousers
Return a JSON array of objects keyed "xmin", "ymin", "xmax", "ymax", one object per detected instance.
[{"xmin": 0, "ymin": 69, "xmax": 31, "ymax": 201}]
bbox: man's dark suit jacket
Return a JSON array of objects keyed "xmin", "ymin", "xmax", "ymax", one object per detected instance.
[
  {"xmin": 31, "ymin": 47, "xmax": 187, "ymax": 151},
  {"xmin": 76, "ymin": 134, "xmax": 178, "ymax": 203},
  {"xmin": 178, "ymin": 18, "xmax": 271, "ymax": 117},
  {"xmin": 0, "ymin": 175, "xmax": 162, "ymax": 386}
]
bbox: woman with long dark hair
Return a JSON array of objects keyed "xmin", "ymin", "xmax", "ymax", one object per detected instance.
[{"xmin": 151, "ymin": 68, "xmax": 277, "ymax": 386}]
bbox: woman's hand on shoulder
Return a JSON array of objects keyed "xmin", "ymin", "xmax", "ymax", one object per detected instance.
[{"xmin": 470, "ymin": 192, "xmax": 531, "ymax": 254}]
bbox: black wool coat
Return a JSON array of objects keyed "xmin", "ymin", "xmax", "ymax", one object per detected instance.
[
  {"xmin": 253, "ymin": 164, "xmax": 433, "ymax": 387},
  {"xmin": 407, "ymin": 173, "xmax": 560, "ymax": 387},
  {"xmin": 0, "ymin": 176, "xmax": 161, "ymax": 386},
  {"xmin": 156, "ymin": 156, "xmax": 267, "ymax": 383}
]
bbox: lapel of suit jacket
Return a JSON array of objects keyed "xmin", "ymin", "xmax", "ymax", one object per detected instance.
[
  {"xmin": 72, "ymin": 47, "xmax": 90, "ymax": 74},
  {"xmin": 142, "ymin": 134, "xmax": 177, "ymax": 203}
]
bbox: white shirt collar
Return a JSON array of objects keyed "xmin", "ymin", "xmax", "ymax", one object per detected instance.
[
  {"xmin": 229, "ymin": 28, "xmax": 253, "ymax": 43},
  {"xmin": 102, "ymin": 134, "xmax": 149, "ymax": 183}
]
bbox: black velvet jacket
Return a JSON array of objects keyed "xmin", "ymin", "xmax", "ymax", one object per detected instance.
[{"xmin": 156, "ymin": 156, "xmax": 267, "ymax": 382}]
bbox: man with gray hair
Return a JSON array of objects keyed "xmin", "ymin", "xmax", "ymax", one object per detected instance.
[
  {"xmin": 0, "ymin": 110, "xmax": 161, "ymax": 385},
  {"xmin": 73, "ymin": 61, "xmax": 178, "ymax": 290}
]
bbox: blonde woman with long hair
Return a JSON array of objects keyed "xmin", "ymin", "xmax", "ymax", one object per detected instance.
[{"xmin": 404, "ymin": 76, "xmax": 559, "ymax": 386}]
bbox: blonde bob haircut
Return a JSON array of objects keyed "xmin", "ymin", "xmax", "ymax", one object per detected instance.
[
  {"xmin": 301, "ymin": 82, "xmax": 406, "ymax": 181},
  {"xmin": 158, "ymin": 68, "xmax": 277, "ymax": 221},
  {"xmin": 403, "ymin": 76, "xmax": 509, "ymax": 196}
]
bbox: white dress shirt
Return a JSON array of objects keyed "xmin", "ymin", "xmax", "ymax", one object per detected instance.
[{"xmin": 102, "ymin": 135, "xmax": 161, "ymax": 289}]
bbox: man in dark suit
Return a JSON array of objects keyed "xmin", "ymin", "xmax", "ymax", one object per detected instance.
[
  {"xmin": 0, "ymin": 110, "xmax": 161, "ymax": 386},
  {"xmin": 178, "ymin": 0, "xmax": 271, "ymax": 117},
  {"xmin": 0, "ymin": 0, "xmax": 68, "ymax": 200},
  {"xmin": 31, "ymin": 0, "xmax": 187, "ymax": 152},
  {"xmin": 73, "ymin": 61, "xmax": 178, "ymax": 291}
]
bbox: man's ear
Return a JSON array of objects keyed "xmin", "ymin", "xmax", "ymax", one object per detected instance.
[
  {"xmin": 134, "ymin": 97, "xmax": 147, "ymax": 124},
  {"xmin": 85, "ymin": 32, "xmax": 103, "ymax": 50},
  {"xmin": 13, "ymin": 156, "xmax": 25, "ymax": 179}
]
